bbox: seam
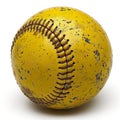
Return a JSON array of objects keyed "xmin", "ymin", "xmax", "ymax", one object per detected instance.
[{"xmin": 11, "ymin": 18, "xmax": 75, "ymax": 105}]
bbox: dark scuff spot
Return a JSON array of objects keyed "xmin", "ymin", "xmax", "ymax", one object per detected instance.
[
  {"xmin": 76, "ymin": 85, "xmax": 80, "ymax": 88},
  {"xmin": 21, "ymin": 51, "xmax": 24, "ymax": 54},
  {"xmin": 67, "ymin": 8, "xmax": 71, "ymax": 11},
  {"xmin": 60, "ymin": 7, "xmax": 66, "ymax": 11},
  {"xmin": 94, "ymin": 50, "xmax": 100, "ymax": 62},
  {"xmin": 48, "ymin": 68, "xmax": 50, "ymax": 70},
  {"xmin": 69, "ymin": 100, "xmax": 73, "ymax": 103},
  {"xmin": 102, "ymin": 62, "xmax": 107, "ymax": 67},
  {"xmin": 49, "ymin": 74, "xmax": 52, "ymax": 77},
  {"xmin": 66, "ymin": 21, "xmax": 72, "ymax": 24},
  {"xmin": 82, "ymin": 34, "xmax": 91, "ymax": 44},
  {"xmin": 94, "ymin": 50, "xmax": 100, "ymax": 56},
  {"xmin": 69, "ymin": 28, "xmax": 73, "ymax": 30},
  {"xmin": 88, "ymin": 21, "xmax": 91, "ymax": 24},
  {"xmin": 75, "ymin": 32, "xmax": 80, "ymax": 36},
  {"xmin": 18, "ymin": 69, "xmax": 21, "ymax": 73},
  {"xmin": 27, "ymin": 70, "xmax": 30, "ymax": 74},
  {"xmin": 84, "ymin": 37, "xmax": 91, "ymax": 44},
  {"xmin": 96, "ymin": 70, "xmax": 102, "ymax": 81},
  {"xmin": 80, "ymin": 65, "xmax": 84, "ymax": 70},
  {"xmin": 59, "ymin": 22, "xmax": 61, "ymax": 26},
  {"xmin": 84, "ymin": 54, "xmax": 89, "ymax": 58},
  {"xmin": 72, "ymin": 96, "xmax": 78, "ymax": 100},
  {"xmin": 89, "ymin": 64, "xmax": 92, "ymax": 67},
  {"xmin": 21, "ymin": 67, "xmax": 23, "ymax": 70},
  {"xmin": 62, "ymin": 19, "xmax": 66, "ymax": 22},
  {"xmin": 60, "ymin": 7, "xmax": 71, "ymax": 11},
  {"xmin": 20, "ymin": 76, "xmax": 23, "ymax": 80}
]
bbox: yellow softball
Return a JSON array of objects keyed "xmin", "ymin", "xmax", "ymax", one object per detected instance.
[{"xmin": 11, "ymin": 7, "xmax": 112, "ymax": 109}]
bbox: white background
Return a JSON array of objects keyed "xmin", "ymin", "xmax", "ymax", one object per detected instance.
[{"xmin": 0, "ymin": 0, "xmax": 120, "ymax": 120}]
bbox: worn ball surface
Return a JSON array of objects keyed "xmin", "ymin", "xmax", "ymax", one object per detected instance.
[{"xmin": 11, "ymin": 7, "xmax": 112, "ymax": 109}]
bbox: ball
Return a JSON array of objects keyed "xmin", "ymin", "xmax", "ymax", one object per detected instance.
[{"xmin": 11, "ymin": 7, "xmax": 112, "ymax": 109}]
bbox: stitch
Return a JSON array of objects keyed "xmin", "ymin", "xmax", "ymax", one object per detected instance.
[
  {"xmin": 50, "ymin": 93, "xmax": 60, "ymax": 98},
  {"xmin": 59, "ymin": 62, "xmax": 75, "ymax": 69},
  {"xmin": 54, "ymin": 42, "xmax": 61, "ymax": 49},
  {"xmin": 61, "ymin": 39, "xmax": 69, "ymax": 46},
  {"xmin": 47, "ymin": 94, "xmax": 55, "ymax": 100},
  {"xmin": 58, "ymin": 56, "xmax": 74, "ymax": 64},
  {"xmin": 57, "ymin": 69, "xmax": 75, "ymax": 75},
  {"xmin": 53, "ymin": 90, "xmax": 69, "ymax": 94},
  {"xmin": 56, "ymin": 48, "xmax": 63, "ymax": 53},
  {"xmin": 50, "ymin": 37, "xmax": 57, "ymax": 43},
  {"xmin": 44, "ymin": 96, "xmax": 52, "ymax": 102},
  {"xmin": 63, "ymin": 44, "xmax": 71, "ymax": 51},
  {"xmin": 50, "ymin": 36, "xmax": 57, "ymax": 42},
  {"xmin": 66, "ymin": 50, "xmax": 73, "ymax": 56},
  {"xmin": 55, "ymin": 86, "xmax": 63, "ymax": 90},
  {"xmin": 56, "ymin": 30, "xmax": 62, "ymax": 37},
  {"xmin": 59, "ymin": 34, "xmax": 66, "ymax": 41},
  {"xmin": 41, "ymin": 20, "xmax": 47, "ymax": 34},
  {"xmin": 53, "ymin": 26, "xmax": 58, "ymax": 33},
  {"xmin": 57, "ymin": 52, "xmax": 66, "ymax": 58},
  {"xmin": 56, "ymin": 81, "xmax": 73, "ymax": 86},
  {"xmin": 42, "ymin": 98, "xmax": 49, "ymax": 103},
  {"xmin": 45, "ymin": 23, "xmax": 54, "ymax": 36},
  {"xmin": 58, "ymin": 75, "xmax": 74, "ymax": 80},
  {"xmin": 59, "ymin": 94, "xmax": 67, "ymax": 98}
]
